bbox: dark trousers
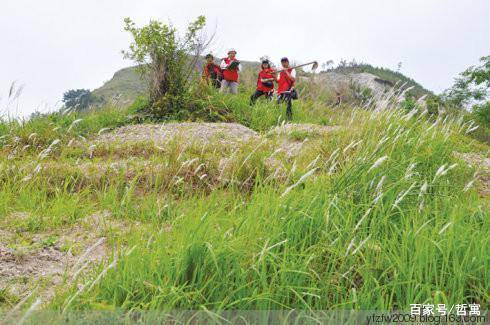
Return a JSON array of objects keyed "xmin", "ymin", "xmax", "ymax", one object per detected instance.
[
  {"xmin": 210, "ymin": 78, "xmax": 221, "ymax": 89},
  {"xmin": 278, "ymin": 93, "xmax": 293, "ymax": 120},
  {"xmin": 250, "ymin": 90, "xmax": 273, "ymax": 105}
]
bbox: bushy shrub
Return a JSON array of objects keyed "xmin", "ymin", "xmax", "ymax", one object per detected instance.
[
  {"xmin": 400, "ymin": 97, "xmax": 416, "ymax": 111},
  {"xmin": 425, "ymin": 94, "xmax": 442, "ymax": 116},
  {"xmin": 139, "ymin": 85, "xmax": 235, "ymax": 122}
]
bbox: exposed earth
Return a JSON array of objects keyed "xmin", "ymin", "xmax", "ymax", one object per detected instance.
[
  {"xmin": 0, "ymin": 211, "xmax": 139, "ymax": 310},
  {"xmin": 454, "ymin": 151, "xmax": 490, "ymax": 197}
]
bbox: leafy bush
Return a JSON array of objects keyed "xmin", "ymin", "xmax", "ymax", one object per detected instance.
[
  {"xmin": 425, "ymin": 94, "xmax": 442, "ymax": 116},
  {"xmin": 400, "ymin": 97, "xmax": 416, "ymax": 111}
]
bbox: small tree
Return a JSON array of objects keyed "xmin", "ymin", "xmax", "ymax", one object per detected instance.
[
  {"xmin": 122, "ymin": 16, "xmax": 208, "ymax": 119},
  {"xmin": 62, "ymin": 89, "xmax": 95, "ymax": 111}
]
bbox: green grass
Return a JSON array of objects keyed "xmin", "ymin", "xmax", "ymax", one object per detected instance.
[
  {"xmin": 0, "ymin": 88, "xmax": 488, "ymax": 319},
  {"xmin": 0, "ymin": 105, "xmax": 136, "ymax": 151}
]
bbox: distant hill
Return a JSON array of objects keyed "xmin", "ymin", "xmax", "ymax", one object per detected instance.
[
  {"xmin": 91, "ymin": 66, "xmax": 147, "ymax": 107},
  {"xmin": 90, "ymin": 61, "xmax": 430, "ymax": 107},
  {"xmin": 323, "ymin": 64, "xmax": 431, "ymax": 98}
]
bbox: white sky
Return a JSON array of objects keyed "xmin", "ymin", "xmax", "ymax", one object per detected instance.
[{"xmin": 1, "ymin": 0, "xmax": 489, "ymax": 117}]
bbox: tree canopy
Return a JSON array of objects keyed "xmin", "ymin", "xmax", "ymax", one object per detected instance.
[
  {"xmin": 443, "ymin": 55, "xmax": 490, "ymax": 108},
  {"xmin": 62, "ymin": 89, "xmax": 95, "ymax": 111}
]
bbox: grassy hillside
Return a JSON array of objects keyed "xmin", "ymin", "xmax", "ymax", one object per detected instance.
[
  {"xmin": 91, "ymin": 66, "xmax": 148, "ymax": 107},
  {"xmin": 0, "ymin": 88, "xmax": 488, "ymax": 321}
]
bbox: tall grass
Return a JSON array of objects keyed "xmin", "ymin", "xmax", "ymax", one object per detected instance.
[
  {"xmin": 0, "ymin": 88, "xmax": 488, "ymax": 316},
  {"xmin": 73, "ymin": 108, "xmax": 485, "ymax": 310},
  {"xmin": 0, "ymin": 105, "xmax": 136, "ymax": 152}
]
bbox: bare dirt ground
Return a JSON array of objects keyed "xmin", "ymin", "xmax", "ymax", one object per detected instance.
[
  {"xmin": 96, "ymin": 122, "xmax": 260, "ymax": 146},
  {"xmin": 454, "ymin": 152, "xmax": 490, "ymax": 197},
  {"xmin": 93, "ymin": 121, "xmax": 340, "ymax": 154},
  {"xmin": 0, "ymin": 211, "xmax": 133, "ymax": 304},
  {"xmin": 93, "ymin": 122, "xmax": 340, "ymax": 158}
]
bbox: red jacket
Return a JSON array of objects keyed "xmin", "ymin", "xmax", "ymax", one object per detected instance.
[
  {"xmin": 202, "ymin": 63, "xmax": 221, "ymax": 80},
  {"xmin": 277, "ymin": 69, "xmax": 295, "ymax": 94},
  {"xmin": 222, "ymin": 57, "xmax": 239, "ymax": 82},
  {"xmin": 256, "ymin": 68, "xmax": 276, "ymax": 92}
]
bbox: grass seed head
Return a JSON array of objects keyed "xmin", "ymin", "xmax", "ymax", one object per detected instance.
[{"xmin": 368, "ymin": 155, "xmax": 389, "ymax": 173}]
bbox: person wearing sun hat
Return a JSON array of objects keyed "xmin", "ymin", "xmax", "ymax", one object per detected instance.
[{"xmin": 220, "ymin": 48, "xmax": 241, "ymax": 94}]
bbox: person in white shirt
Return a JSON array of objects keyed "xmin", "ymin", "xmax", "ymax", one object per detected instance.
[{"xmin": 220, "ymin": 49, "xmax": 241, "ymax": 94}]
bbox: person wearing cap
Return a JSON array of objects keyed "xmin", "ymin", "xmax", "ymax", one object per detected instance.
[
  {"xmin": 202, "ymin": 54, "xmax": 222, "ymax": 89},
  {"xmin": 220, "ymin": 49, "xmax": 241, "ymax": 94},
  {"xmin": 250, "ymin": 59, "xmax": 276, "ymax": 105},
  {"xmin": 276, "ymin": 57, "xmax": 297, "ymax": 120}
]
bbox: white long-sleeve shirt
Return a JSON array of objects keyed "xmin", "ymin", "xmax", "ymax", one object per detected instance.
[
  {"xmin": 220, "ymin": 59, "xmax": 242, "ymax": 71},
  {"xmin": 277, "ymin": 68, "xmax": 296, "ymax": 81}
]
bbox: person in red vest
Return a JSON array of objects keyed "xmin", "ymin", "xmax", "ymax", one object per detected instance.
[
  {"xmin": 276, "ymin": 57, "xmax": 297, "ymax": 120},
  {"xmin": 202, "ymin": 54, "xmax": 222, "ymax": 89},
  {"xmin": 250, "ymin": 59, "xmax": 276, "ymax": 105},
  {"xmin": 220, "ymin": 48, "xmax": 241, "ymax": 94}
]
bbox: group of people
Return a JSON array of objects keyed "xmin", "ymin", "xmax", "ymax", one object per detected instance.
[{"xmin": 202, "ymin": 48, "xmax": 298, "ymax": 120}]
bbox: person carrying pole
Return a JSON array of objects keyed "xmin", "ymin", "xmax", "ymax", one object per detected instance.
[
  {"xmin": 276, "ymin": 57, "xmax": 297, "ymax": 120},
  {"xmin": 250, "ymin": 59, "xmax": 276, "ymax": 105},
  {"xmin": 220, "ymin": 48, "xmax": 241, "ymax": 94},
  {"xmin": 202, "ymin": 54, "xmax": 222, "ymax": 89}
]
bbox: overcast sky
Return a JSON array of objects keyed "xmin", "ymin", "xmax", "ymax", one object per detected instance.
[{"xmin": 1, "ymin": 0, "xmax": 489, "ymax": 117}]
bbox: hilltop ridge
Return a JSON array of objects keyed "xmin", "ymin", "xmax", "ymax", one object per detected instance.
[{"xmin": 90, "ymin": 61, "xmax": 431, "ymax": 107}]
